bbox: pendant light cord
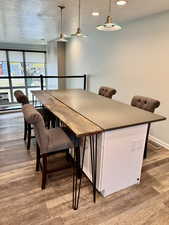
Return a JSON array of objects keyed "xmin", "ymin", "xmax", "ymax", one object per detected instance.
[
  {"xmin": 61, "ymin": 7, "xmax": 63, "ymax": 33},
  {"xmin": 78, "ymin": 0, "xmax": 81, "ymax": 28},
  {"xmin": 109, "ymin": 0, "xmax": 112, "ymax": 16}
]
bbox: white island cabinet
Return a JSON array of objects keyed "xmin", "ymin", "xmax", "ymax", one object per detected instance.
[{"xmin": 82, "ymin": 124, "xmax": 148, "ymax": 197}]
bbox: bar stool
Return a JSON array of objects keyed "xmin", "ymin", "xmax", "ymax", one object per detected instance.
[
  {"xmin": 22, "ymin": 104, "xmax": 73, "ymax": 189},
  {"xmin": 131, "ymin": 95, "xmax": 160, "ymax": 158},
  {"xmin": 98, "ymin": 86, "xmax": 117, "ymax": 98},
  {"xmin": 14, "ymin": 90, "xmax": 57, "ymax": 150}
]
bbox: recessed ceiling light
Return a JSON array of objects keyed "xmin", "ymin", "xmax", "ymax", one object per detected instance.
[
  {"xmin": 116, "ymin": 0, "xmax": 127, "ymax": 6},
  {"xmin": 92, "ymin": 12, "xmax": 100, "ymax": 16}
]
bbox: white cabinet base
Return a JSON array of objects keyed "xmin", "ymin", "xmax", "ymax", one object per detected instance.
[{"xmin": 82, "ymin": 124, "xmax": 148, "ymax": 197}]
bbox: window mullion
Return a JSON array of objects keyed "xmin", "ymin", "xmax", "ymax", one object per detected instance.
[
  {"xmin": 23, "ymin": 51, "xmax": 28, "ymax": 97},
  {"xmin": 6, "ymin": 50, "xmax": 14, "ymax": 103}
]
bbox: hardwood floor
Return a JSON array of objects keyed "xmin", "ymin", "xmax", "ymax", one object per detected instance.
[{"xmin": 0, "ymin": 112, "xmax": 169, "ymax": 225}]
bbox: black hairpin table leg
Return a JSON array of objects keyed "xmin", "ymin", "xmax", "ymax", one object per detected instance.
[
  {"xmin": 144, "ymin": 123, "xmax": 151, "ymax": 159},
  {"xmin": 90, "ymin": 134, "xmax": 98, "ymax": 203},
  {"xmin": 72, "ymin": 137, "xmax": 86, "ymax": 210}
]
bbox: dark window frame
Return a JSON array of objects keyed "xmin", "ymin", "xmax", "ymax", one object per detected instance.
[{"xmin": 0, "ymin": 49, "xmax": 46, "ymax": 104}]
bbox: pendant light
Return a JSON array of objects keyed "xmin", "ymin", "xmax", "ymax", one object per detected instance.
[
  {"xmin": 96, "ymin": 0, "xmax": 122, "ymax": 31},
  {"xmin": 57, "ymin": 5, "xmax": 68, "ymax": 42},
  {"xmin": 71, "ymin": 0, "xmax": 87, "ymax": 38}
]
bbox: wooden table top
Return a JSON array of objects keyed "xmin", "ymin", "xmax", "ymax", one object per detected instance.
[
  {"xmin": 47, "ymin": 89, "xmax": 166, "ymax": 131},
  {"xmin": 32, "ymin": 90, "xmax": 102, "ymax": 137}
]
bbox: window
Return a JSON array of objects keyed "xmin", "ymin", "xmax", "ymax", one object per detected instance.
[
  {"xmin": 25, "ymin": 52, "xmax": 46, "ymax": 88},
  {"xmin": 25, "ymin": 52, "xmax": 45, "ymax": 76},
  {"xmin": 0, "ymin": 51, "xmax": 11, "ymax": 105},
  {"xmin": 0, "ymin": 51, "xmax": 8, "ymax": 76},
  {"xmin": 0, "ymin": 49, "xmax": 46, "ymax": 109},
  {"xmin": 9, "ymin": 51, "xmax": 25, "ymax": 88}
]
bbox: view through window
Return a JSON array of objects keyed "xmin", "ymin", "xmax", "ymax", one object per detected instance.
[{"xmin": 0, "ymin": 50, "xmax": 46, "ymax": 109}]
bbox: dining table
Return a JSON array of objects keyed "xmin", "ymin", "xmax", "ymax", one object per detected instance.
[{"xmin": 32, "ymin": 89, "xmax": 166, "ymax": 210}]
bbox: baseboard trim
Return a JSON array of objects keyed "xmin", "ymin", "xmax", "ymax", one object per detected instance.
[{"xmin": 149, "ymin": 135, "xmax": 169, "ymax": 150}]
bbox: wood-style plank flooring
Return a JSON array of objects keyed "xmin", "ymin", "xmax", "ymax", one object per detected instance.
[{"xmin": 0, "ymin": 112, "xmax": 169, "ymax": 225}]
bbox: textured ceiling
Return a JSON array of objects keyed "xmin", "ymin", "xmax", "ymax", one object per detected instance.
[{"xmin": 0, "ymin": 0, "xmax": 169, "ymax": 44}]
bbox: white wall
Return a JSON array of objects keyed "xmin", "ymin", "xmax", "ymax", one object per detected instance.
[
  {"xmin": 66, "ymin": 11, "xmax": 169, "ymax": 145},
  {"xmin": 46, "ymin": 41, "xmax": 58, "ymax": 89}
]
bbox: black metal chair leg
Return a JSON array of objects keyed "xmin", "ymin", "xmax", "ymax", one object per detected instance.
[
  {"xmin": 56, "ymin": 118, "xmax": 60, "ymax": 127},
  {"xmin": 24, "ymin": 120, "xmax": 27, "ymax": 141},
  {"xmin": 42, "ymin": 154, "xmax": 47, "ymax": 189},
  {"xmin": 27, "ymin": 124, "xmax": 31, "ymax": 150},
  {"xmin": 36, "ymin": 143, "xmax": 40, "ymax": 171},
  {"xmin": 65, "ymin": 149, "xmax": 71, "ymax": 162},
  {"xmin": 51, "ymin": 119, "xmax": 56, "ymax": 128},
  {"xmin": 32, "ymin": 94, "xmax": 35, "ymax": 106},
  {"xmin": 47, "ymin": 120, "xmax": 51, "ymax": 129}
]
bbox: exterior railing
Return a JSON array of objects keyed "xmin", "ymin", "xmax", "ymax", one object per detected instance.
[{"xmin": 0, "ymin": 74, "xmax": 87, "ymax": 111}]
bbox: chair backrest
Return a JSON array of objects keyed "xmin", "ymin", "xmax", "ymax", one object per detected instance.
[
  {"xmin": 14, "ymin": 90, "xmax": 29, "ymax": 104},
  {"xmin": 22, "ymin": 104, "xmax": 48, "ymax": 153},
  {"xmin": 131, "ymin": 96, "xmax": 160, "ymax": 113},
  {"xmin": 98, "ymin": 86, "xmax": 117, "ymax": 98}
]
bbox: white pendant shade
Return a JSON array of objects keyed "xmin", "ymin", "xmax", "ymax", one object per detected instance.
[
  {"xmin": 57, "ymin": 6, "xmax": 68, "ymax": 42},
  {"xmin": 96, "ymin": 0, "xmax": 122, "ymax": 32},
  {"xmin": 71, "ymin": 0, "xmax": 87, "ymax": 38},
  {"xmin": 96, "ymin": 24, "xmax": 121, "ymax": 31},
  {"xmin": 57, "ymin": 33, "xmax": 68, "ymax": 42},
  {"xmin": 71, "ymin": 27, "xmax": 88, "ymax": 38},
  {"xmin": 97, "ymin": 16, "xmax": 121, "ymax": 31}
]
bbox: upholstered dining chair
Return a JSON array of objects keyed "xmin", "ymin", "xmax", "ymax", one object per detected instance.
[
  {"xmin": 22, "ymin": 104, "xmax": 73, "ymax": 189},
  {"xmin": 14, "ymin": 90, "xmax": 57, "ymax": 150},
  {"xmin": 98, "ymin": 86, "xmax": 117, "ymax": 98},
  {"xmin": 131, "ymin": 95, "xmax": 160, "ymax": 158},
  {"xmin": 131, "ymin": 96, "xmax": 160, "ymax": 113}
]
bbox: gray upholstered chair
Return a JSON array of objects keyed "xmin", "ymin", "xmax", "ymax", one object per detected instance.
[
  {"xmin": 131, "ymin": 95, "xmax": 160, "ymax": 158},
  {"xmin": 14, "ymin": 90, "xmax": 57, "ymax": 150},
  {"xmin": 98, "ymin": 86, "xmax": 117, "ymax": 98},
  {"xmin": 14, "ymin": 90, "xmax": 32, "ymax": 149},
  {"xmin": 14, "ymin": 90, "xmax": 29, "ymax": 105},
  {"xmin": 22, "ymin": 104, "xmax": 73, "ymax": 189},
  {"xmin": 131, "ymin": 96, "xmax": 160, "ymax": 113}
]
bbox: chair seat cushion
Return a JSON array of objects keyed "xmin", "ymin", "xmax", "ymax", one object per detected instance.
[{"xmin": 47, "ymin": 127, "xmax": 73, "ymax": 153}]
